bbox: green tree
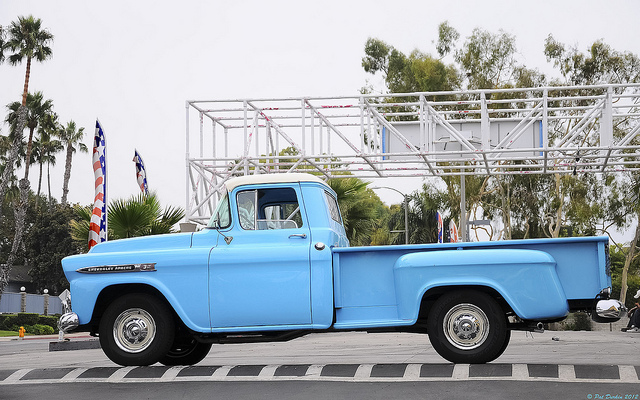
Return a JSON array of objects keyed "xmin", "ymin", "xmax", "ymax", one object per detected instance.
[
  {"xmin": 543, "ymin": 36, "xmax": 640, "ymax": 302},
  {"xmin": 0, "ymin": 186, "xmax": 38, "ymax": 264},
  {"xmin": 0, "ymin": 24, "xmax": 6, "ymax": 63},
  {"xmin": 362, "ymin": 26, "xmax": 639, "ymax": 248},
  {"xmin": 7, "ymin": 93, "xmax": 57, "ymax": 204},
  {"xmin": 328, "ymin": 177, "xmax": 384, "ymax": 246},
  {"xmin": 7, "ymin": 16, "xmax": 54, "ymax": 107},
  {"xmin": 435, "ymin": 21, "xmax": 459, "ymax": 59},
  {"xmin": 610, "ymin": 245, "xmax": 640, "ymax": 308},
  {"xmin": 34, "ymin": 112, "xmax": 63, "ymax": 204},
  {"xmin": 3, "ymin": 92, "xmax": 54, "ymax": 295},
  {"xmin": 9, "ymin": 92, "xmax": 54, "ymax": 183},
  {"xmin": 362, "ymin": 37, "xmax": 460, "ymax": 94},
  {"xmin": 0, "ymin": 15, "xmax": 53, "ymax": 298},
  {"xmin": 545, "ymin": 36, "xmax": 640, "ymax": 85},
  {"xmin": 455, "ymin": 28, "xmax": 519, "ymax": 89},
  {"xmin": 23, "ymin": 202, "xmax": 79, "ymax": 294},
  {"xmin": 0, "ymin": 16, "xmax": 53, "ymax": 211},
  {"xmin": 57, "ymin": 120, "xmax": 87, "ymax": 206}
]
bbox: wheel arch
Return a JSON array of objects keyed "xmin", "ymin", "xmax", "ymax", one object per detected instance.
[
  {"xmin": 88, "ymin": 283, "xmax": 178, "ymax": 332},
  {"xmin": 417, "ymin": 285, "xmax": 513, "ymax": 325}
]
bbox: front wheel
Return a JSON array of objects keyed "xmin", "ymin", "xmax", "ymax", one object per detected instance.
[
  {"xmin": 99, "ymin": 294, "xmax": 175, "ymax": 366},
  {"xmin": 427, "ymin": 290, "xmax": 508, "ymax": 364}
]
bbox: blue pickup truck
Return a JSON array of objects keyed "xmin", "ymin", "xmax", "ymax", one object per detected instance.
[{"xmin": 59, "ymin": 173, "xmax": 624, "ymax": 366}]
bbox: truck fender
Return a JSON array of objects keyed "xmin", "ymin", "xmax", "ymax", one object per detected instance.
[
  {"xmin": 393, "ymin": 249, "xmax": 569, "ymax": 321},
  {"xmin": 72, "ymin": 276, "xmax": 210, "ymax": 333}
]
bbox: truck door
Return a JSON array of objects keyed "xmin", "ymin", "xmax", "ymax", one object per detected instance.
[{"xmin": 209, "ymin": 185, "xmax": 312, "ymax": 328}]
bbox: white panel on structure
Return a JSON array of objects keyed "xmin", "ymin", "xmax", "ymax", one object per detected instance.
[{"xmin": 386, "ymin": 121, "xmax": 542, "ymax": 160}]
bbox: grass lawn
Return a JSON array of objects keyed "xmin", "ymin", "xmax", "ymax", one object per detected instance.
[{"xmin": 0, "ymin": 330, "xmax": 19, "ymax": 337}]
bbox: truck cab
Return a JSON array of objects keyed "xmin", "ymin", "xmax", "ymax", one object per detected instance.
[{"xmin": 204, "ymin": 173, "xmax": 347, "ymax": 330}]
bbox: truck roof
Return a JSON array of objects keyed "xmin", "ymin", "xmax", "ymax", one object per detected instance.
[{"xmin": 224, "ymin": 173, "xmax": 330, "ymax": 191}]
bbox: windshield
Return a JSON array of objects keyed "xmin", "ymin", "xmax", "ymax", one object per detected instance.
[{"xmin": 207, "ymin": 192, "xmax": 231, "ymax": 229}]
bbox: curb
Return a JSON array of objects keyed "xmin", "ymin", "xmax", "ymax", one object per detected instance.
[{"xmin": 48, "ymin": 339, "xmax": 101, "ymax": 352}]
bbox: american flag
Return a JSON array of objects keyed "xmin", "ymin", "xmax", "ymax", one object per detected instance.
[
  {"xmin": 133, "ymin": 149, "xmax": 149, "ymax": 195},
  {"xmin": 88, "ymin": 120, "xmax": 107, "ymax": 250}
]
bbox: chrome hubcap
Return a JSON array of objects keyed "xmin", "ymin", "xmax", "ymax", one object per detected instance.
[
  {"xmin": 443, "ymin": 303, "xmax": 489, "ymax": 350},
  {"xmin": 113, "ymin": 308, "xmax": 156, "ymax": 353}
]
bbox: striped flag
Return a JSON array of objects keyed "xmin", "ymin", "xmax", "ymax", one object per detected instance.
[
  {"xmin": 436, "ymin": 212, "xmax": 443, "ymax": 243},
  {"xmin": 133, "ymin": 149, "xmax": 149, "ymax": 195},
  {"xmin": 88, "ymin": 120, "xmax": 107, "ymax": 250},
  {"xmin": 449, "ymin": 220, "xmax": 459, "ymax": 243}
]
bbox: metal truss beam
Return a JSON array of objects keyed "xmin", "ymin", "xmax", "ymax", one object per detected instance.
[{"xmin": 185, "ymin": 83, "xmax": 640, "ymax": 223}]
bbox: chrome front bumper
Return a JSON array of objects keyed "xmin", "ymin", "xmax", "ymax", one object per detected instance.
[
  {"xmin": 58, "ymin": 312, "xmax": 79, "ymax": 333},
  {"xmin": 593, "ymin": 299, "xmax": 626, "ymax": 323},
  {"xmin": 57, "ymin": 290, "xmax": 78, "ymax": 333}
]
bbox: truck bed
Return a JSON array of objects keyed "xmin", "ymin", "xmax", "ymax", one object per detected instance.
[{"xmin": 331, "ymin": 236, "xmax": 609, "ymax": 329}]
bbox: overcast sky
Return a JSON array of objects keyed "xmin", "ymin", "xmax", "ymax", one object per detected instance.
[{"xmin": 2, "ymin": 0, "xmax": 640, "ymax": 227}]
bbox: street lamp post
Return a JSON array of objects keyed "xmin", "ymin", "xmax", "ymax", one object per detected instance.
[{"xmin": 371, "ymin": 186, "xmax": 409, "ymax": 245}]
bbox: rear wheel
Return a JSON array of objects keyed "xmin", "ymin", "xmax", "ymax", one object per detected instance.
[
  {"xmin": 99, "ymin": 294, "xmax": 175, "ymax": 366},
  {"xmin": 427, "ymin": 290, "xmax": 508, "ymax": 364},
  {"xmin": 159, "ymin": 336, "xmax": 212, "ymax": 366}
]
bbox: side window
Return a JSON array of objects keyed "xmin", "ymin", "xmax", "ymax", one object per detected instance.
[
  {"xmin": 325, "ymin": 192, "xmax": 341, "ymax": 223},
  {"xmin": 208, "ymin": 192, "xmax": 231, "ymax": 229},
  {"xmin": 237, "ymin": 187, "xmax": 303, "ymax": 230},
  {"xmin": 237, "ymin": 190, "xmax": 256, "ymax": 230}
]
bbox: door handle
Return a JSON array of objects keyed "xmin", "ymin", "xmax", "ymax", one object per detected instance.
[{"xmin": 288, "ymin": 233, "xmax": 307, "ymax": 239}]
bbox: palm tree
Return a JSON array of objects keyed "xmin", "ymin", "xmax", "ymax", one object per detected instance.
[
  {"xmin": 57, "ymin": 120, "xmax": 87, "ymax": 206},
  {"xmin": 0, "ymin": 24, "xmax": 6, "ymax": 63},
  {"xmin": 7, "ymin": 16, "xmax": 54, "ymax": 107},
  {"xmin": 8, "ymin": 92, "xmax": 54, "ymax": 181},
  {"xmin": 36, "ymin": 118, "xmax": 63, "ymax": 204},
  {"xmin": 70, "ymin": 193, "xmax": 185, "ymax": 248},
  {"xmin": 328, "ymin": 177, "xmax": 383, "ymax": 246},
  {"xmin": 0, "ymin": 16, "xmax": 53, "ymax": 298},
  {"xmin": 0, "ymin": 16, "xmax": 53, "ymax": 211},
  {"xmin": 0, "ymin": 106, "xmax": 27, "ymax": 190}
]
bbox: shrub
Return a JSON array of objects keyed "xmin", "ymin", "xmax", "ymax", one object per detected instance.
[
  {"xmin": 37, "ymin": 315, "xmax": 59, "ymax": 330},
  {"xmin": 0, "ymin": 315, "xmax": 18, "ymax": 330},
  {"xmin": 0, "ymin": 314, "xmax": 59, "ymax": 333},
  {"xmin": 16, "ymin": 313, "xmax": 39, "ymax": 326},
  {"xmin": 25, "ymin": 324, "xmax": 55, "ymax": 335},
  {"xmin": 563, "ymin": 312, "xmax": 592, "ymax": 331}
]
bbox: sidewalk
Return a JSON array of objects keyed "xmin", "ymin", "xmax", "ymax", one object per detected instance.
[{"xmin": 0, "ymin": 332, "xmax": 93, "ymax": 342}]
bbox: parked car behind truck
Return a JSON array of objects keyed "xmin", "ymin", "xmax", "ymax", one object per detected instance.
[{"xmin": 59, "ymin": 173, "xmax": 624, "ymax": 366}]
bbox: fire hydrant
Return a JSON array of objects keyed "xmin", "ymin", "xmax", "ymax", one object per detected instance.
[{"xmin": 18, "ymin": 326, "xmax": 25, "ymax": 340}]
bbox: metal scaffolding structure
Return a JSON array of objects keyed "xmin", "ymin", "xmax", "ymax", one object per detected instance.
[{"xmin": 185, "ymin": 83, "xmax": 640, "ymax": 224}]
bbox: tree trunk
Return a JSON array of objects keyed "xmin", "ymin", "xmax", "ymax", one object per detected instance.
[
  {"xmin": 0, "ymin": 105, "xmax": 28, "ymax": 223},
  {"xmin": 548, "ymin": 174, "xmax": 564, "ymax": 238},
  {"xmin": 0, "ymin": 58, "xmax": 34, "ymax": 301},
  {"xmin": 0, "ymin": 178, "xmax": 29, "ymax": 299},
  {"xmin": 498, "ymin": 179, "xmax": 512, "ymax": 240},
  {"xmin": 23, "ymin": 126, "xmax": 35, "ymax": 181},
  {"xmin": 21, "ymin": 57, "xmax": 31, "ymax": 106},
  {"xmin": 620, "ymin": 215, "xmax": 640, "ymax": 305},
  {"xmin": 61, "ymin": 143, "xmax": 73, "ymax": 205},
  {"xmin": 36, "ymin": 160, "xmax": 44, "ymax": 209},
  {"xmin": 47, "ymin": 162, "xmax": 52, "ymax": 204}
]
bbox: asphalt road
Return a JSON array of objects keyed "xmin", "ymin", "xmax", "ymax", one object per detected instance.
[{"xmin": 0, "ymin": 330, "xmax": 639, "ymax": 400}]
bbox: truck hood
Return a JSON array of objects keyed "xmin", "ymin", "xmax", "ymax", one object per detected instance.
[
  {"xmin": 86, "ymin": 232, "xmax": 193, "ymax": 254},
  {"xmin": 61, "ymin": 232, "xmax": 195, "ymax": 275}
]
